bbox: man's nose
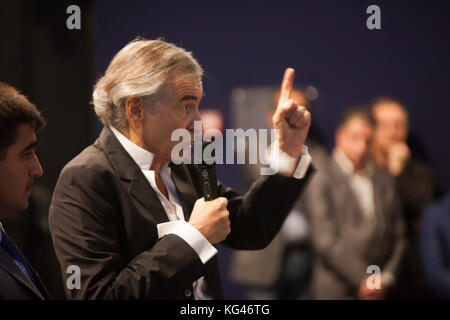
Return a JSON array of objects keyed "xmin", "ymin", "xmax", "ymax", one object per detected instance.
[
  {"xmin": 193, "ymin": 109, "xmax": 202, "ymax": 122},
  {"xmin": 356, "ymin": 141, "xmax": 369, "ymax": 157},
  {"xmin": 30, "ymin": 155, "xmax": 43, "ymax": 179}
]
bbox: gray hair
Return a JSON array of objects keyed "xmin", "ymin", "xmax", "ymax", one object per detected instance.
[{"xmin": 92, "ymin": 38, "xmax": 203, "ymax": 129}]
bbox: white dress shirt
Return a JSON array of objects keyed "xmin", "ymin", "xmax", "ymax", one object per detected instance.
[
  {"xmin": 111, "ymin": 126, "xmax": 312, "ymax": 299},
  {"xmin": 333, "ymin": 148, "xmax": 375, "ymax": 219},
  {"xmin": 281, "ymin": 208, "xmax": 310, "ymax": 244}
]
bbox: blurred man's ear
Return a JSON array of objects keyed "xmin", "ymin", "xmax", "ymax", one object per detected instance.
[
  {"xmin": 126, "ymin": 96, "xmax": 144, "ymax": 127},
  {"xmin": 335, "ymin": 127, "xmax": 343, "ymax": 147},
  {"xmin": 265, "ymin": 109, "xmax": 275, "ymax": 127}
]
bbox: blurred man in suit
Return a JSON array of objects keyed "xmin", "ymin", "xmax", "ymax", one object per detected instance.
[
  {"xmin": 0, "ymin": 82, "xmax": 50, "ymax": 300},
  {"xmin": 370, "ymin": 98, "xmax": 434, "ymax": 298},
  {"xmin": 304, "ymin": 107, "xmax": 405, "ymax": 299},
  {"xmin": 371, "ymin": 98, "xmax": 434, "ymax": 236},
  {"xmin": 420, "ymin": 192, "xmax": 450, "ymax": 299},
  {"xmin": 230, "ymin": 88, "xmax": 327, "ymax": 299},
  {"xmin": 49, "ymin": 38, "xmax": 314, "ymax": 299}
]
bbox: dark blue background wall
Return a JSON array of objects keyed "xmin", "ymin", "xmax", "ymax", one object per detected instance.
[{"xmin": 93, "ymin": 0, "xmax": 450, "ymax": 298}]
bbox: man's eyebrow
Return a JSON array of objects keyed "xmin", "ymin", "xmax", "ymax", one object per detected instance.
[
  {"xmin": 20, "ymin": 140, "xmax": 38, "ymax": 154},
  {"xmin": 179, "ymin": 95, "xmax": 199, "ymax": 102}
]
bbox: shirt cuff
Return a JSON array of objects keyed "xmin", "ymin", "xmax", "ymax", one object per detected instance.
[
  {"xmin": 267, "ymin": 143, "xmax": 312, "ymax": 179},
  {"xmin": 157, "ymin": 220, "xmax": 217, "ymax": 264}
]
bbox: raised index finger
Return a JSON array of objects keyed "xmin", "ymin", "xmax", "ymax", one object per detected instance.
[{"xmin": 278, "ymin": 67, "xmax": 295, "ymax": 104}]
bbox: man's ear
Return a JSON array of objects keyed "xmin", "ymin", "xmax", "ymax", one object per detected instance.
[
  {"xmin": 335, "ymin": 127, "xmax": 343, "ymax": 146},
  {"xmin": 266, "ymin": 109, "xmax": 275, "ymax": 127},
  {"xmin": 125, "ymin": 96, "xmax": 145, "ymax": 125}
]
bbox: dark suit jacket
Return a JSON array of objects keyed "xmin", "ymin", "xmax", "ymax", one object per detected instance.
[
  {"xmin": 2, "ymin": 184, "xmax": 65, "ymax": 299},
  {"xmin": 420, "ymin": 193, "xmax": 450, "ymax": 299},
  {"xmin": 396, "ymin": 156, "xmax": 434, "ymax": 238},
  {"xmin": 229, "ymin": 140, "xmax": 328, "ymax": 288},
  {"xmin": 0, "ymin": 241, "xmax": 51, "ymax": 300},
  {"xmin": 303, "ymin": 157, "xmax": 406, "ymax": 299},
  {"xmin": 49, "ymin": 127, "xmax": 313, "ymax": 299}
]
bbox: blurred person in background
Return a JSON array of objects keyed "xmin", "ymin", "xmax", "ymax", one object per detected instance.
[
  {"xmin": 370, "ymin": 97, "xmax": 434, "ymax": 298},
  {"xmin": 304, "ymin": 107, "xmax": 405, "ymax": 299},
  {"xmin": 0, "ymin": 82, "xmax": 50, "ymax": 300},
  {"xmin": 229, "ymin": 88, "xmax": 327, "ymax": 299},
  {"xmin": 200, "ymin": 109, "xmax": 225, "ymax": 135},
  {"xmin": 420, "ymin": 192, "xmax": 450, "ymax": 299}
]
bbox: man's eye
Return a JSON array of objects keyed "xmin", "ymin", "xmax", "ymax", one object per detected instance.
[
  {"xmin": 22, "ymin": 152, "xmax": 33, "ymax": 160},
  {"xmin": 184, "ymin": 105, "xmax": 189, "ymax": 112}
]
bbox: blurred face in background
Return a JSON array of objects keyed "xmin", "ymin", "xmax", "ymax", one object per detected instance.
[
  {"xmin": 267, "ymin": 88, "xmax": 308, "ymax": 126},
  {"xmin": 336, "ymin": 116, "xmax": 374, "ymax": 171},
  {"xmin": 372, "ymin": 102, "xmax": 409, "ymax": 153},
  {"xmin": 200, "ymin": 109, "xmax": 224, "ymax": 140},
  {"xmin": 0, "ymin": 123, "xmax": 43, "ymax": 217}
]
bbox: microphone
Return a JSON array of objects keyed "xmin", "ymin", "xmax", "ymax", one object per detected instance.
[{"xmin": 199, "ymin": 141, "xmax": 218, "ymax": 201}]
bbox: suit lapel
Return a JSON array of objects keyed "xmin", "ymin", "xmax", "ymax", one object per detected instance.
[
  {"xmin": 23, "ymin": 254, "xmax": 51, "ymax": 299},
  {"xmin": 169, "ymin": 163, "xmax": 200, "ymax": 221},
  {"xmin": 329, "ymin": 159, "xmax": 364, "ymax": 224},
  {"xmin": 129, "ymin": 173, "xmax": 169, "ymax": 223},
  {"xmin": 204, "ymin": 256, "xmax": 223, "ymax": 299},
  {"xmin": 99, "ymin": 126, "xmax": 169, "ymax": 224},
  {"xmin": 0, "ymin": 247, "xmax": 45, "ymax": 299},
  {"xmin": 371, "ymin": 171, "xmax": 386, "ymax": 227},
  {"xmin": 169, "ymin": 165, "xmax": 223, "ymax": 298},
  {"xmin": 99, "ymin": 127, "xmax": 203, "ymax": 223}
]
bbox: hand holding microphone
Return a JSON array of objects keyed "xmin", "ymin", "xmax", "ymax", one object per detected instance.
[
  {"xmin": 189, "ymin": 197, "xmax": 230, "ymax": 244},
  {"xmin": 188, "ymin": 141, "xmax": 230, "ymax": 244}
]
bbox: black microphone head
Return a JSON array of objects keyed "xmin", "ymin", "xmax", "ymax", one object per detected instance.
[
  {"xmin": 200, "ymin": 140, "xmax": 218, "ymax": 201},
  {"xmin": 200, "ymin": 140, "xmax": 216, "ymax": 168}
]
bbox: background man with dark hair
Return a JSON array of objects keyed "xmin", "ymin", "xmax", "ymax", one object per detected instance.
[
  {"xmin": 370, "ymin": 97, "xmax": 435, "ymax": 298},
  {"xmin": 0, "ymin": 82, "xmax": 50, "ymax": 300},
  {"xmin": 304, "ymin": 107, "xmax": 405, "ymax": 299}
]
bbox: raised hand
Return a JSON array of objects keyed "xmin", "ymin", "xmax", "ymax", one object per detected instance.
[
  {"xmin": 387, "ymin": 142, "xmax": 410, "ymax": 176},
  {"xmin": 272, "ymin": 68, "xmax": 311, "ymax": 160}
]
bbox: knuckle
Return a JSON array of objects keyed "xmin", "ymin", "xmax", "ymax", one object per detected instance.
[
  {"xmin": 305, "ymin": 110, "xmax": 311, "ymax": 118},
  {"xmin": 194, "ymin": 197, "xmax": 204, "ymax": 207},
  {"xmin": 213, "ymin": 201, "xmax": 221, "ymax": 210},
  {"xmin": 212, "ymin": 198, "xmax": 223, "ymax": 209},
  {"xmin": 272, "ymin": 113, "xmax": 278, "ymax": 122},
  {"xmin": 282, "ymin": 100, "xmax": 292, "ymax": 109},
  {"xmin": 220, "ymin": 210, "xmax": 229, "ymax": 221},
  {"xmin": 219, "ymin": 197, "xmax": 228, "ymax": 207}
]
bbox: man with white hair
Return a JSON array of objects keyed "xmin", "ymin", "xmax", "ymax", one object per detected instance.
[{"xmin": 49, "ymin": 38, "xmax": 314, "ymax": 299}]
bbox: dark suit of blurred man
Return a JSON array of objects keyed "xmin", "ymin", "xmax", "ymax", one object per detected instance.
[{"xmin": 304, "ymin": 108, "xmax": 405, "ymax": 300}]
